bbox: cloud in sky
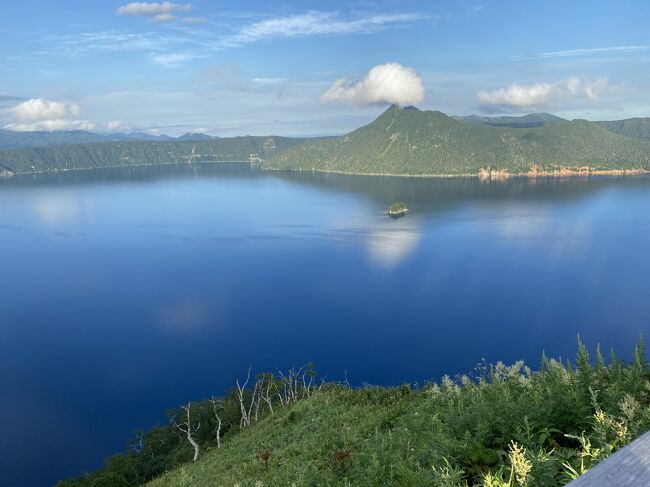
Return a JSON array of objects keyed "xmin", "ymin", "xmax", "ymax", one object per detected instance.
[
  {"xmin": 252, "ymin": 77, "xmax": 288, "ymax": 84},
  {"xmin": 519, "ymin": 45, "xmax": 650, "ymax": 61},
  {"xmin": 321, "ymin": 63, "xmax": 425, "ymax": 107},
  {"xmin": 477, "ymin": 78, "xmax": 609, "ymax": 110},
  {"xmin": 218, "ymin": 11, "xmax": 424, "ymax": 48},
  {"xmin": 117, "ymin": 2, "xmax": 193, "ymax": 24},
  {"xmin": 7, "ymin": 98, "xmax": 81, "ymax": 122},
  {"xmin": 150, "ymin": 51, "xmax": 200, "ymax": 67},
  {"xmin": 153, "ymin": 13, "xmax": 175, "ymax": 23},
  {"xmin": 183, "ymin": 16, "xmax": 208, "ymax": 25},
  {"xmin": 117, "ymin": 2, "xmax": 192, "ymax": 17},
  {"xmin": 2, "ymin": 98, "xmax": 96, "ymax": 132},
  {"xmin": 39, "ymin": 11, "xmax": 425, "ymax": 66},
  {"xmin": 107, "ymin": 120, "xmax": 129, "ymax": 131},
  {"xmin": 4, "ymin": 119, "xmax": 97, "ymax": 132}
]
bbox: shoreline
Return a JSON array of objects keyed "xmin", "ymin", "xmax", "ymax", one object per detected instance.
[
  {"xmin": 263, "ymin": 165, "xmax": 650, "ymax": 180},
  {"xmin": 2, "ymin": 159, "xmax": 648, "ymax": 181},
  {"xmin": 0, "ymin": 160, "xmax": 259, "ymax": 177}
]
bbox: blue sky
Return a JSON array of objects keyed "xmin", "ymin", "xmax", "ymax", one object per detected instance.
[{"xmin": 1, "ymin": 0, "xmax": 649, "ymax": 136}]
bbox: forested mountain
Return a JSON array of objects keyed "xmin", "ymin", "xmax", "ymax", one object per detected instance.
[
  {"xmin": 455, "ymin": 112, "xmax": 567, "ymax": 128},
  {"xmin": 596, "ymin": 118, "xmax": 650, "ymax": 142},
  {"xmin": 266, "ymin": 106, "xmax": 650, "ymax": 176},
  {"xmin": 2, "ymin": 108, "xmax": 650, "ymax": 177},
  {"xmin": 0, "ymin": 136, "xmax": 309, "ymax": 174},
  {"xmin": 0, "ymin": 128, "xmax": 184, "ymax": 150}
]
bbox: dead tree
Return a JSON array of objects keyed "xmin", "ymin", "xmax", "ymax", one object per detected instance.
[
  {"xmin": 278, "ymin": 366, "xmax": 304, "ymax": 404},
  {"xmin": 173, "ymin": 402, "xmax": 201, "ymax": 462},
  {"xmin": 258, "ymin": 373, "xmax": 277, "ymax": 415},
  {"xmin": 129, "ymin": 430, "xmax": 144, "ymax": 454},
  {"xmin": 209, "ymin": 397, "xmax": 224, "ymax": 448},
  {"xmin": 236, "ymin": 367, "xmax": 260, "ymax": 428}
]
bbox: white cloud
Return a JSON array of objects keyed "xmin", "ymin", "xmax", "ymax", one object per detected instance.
[
  {"xmin": 149, "ymin": 51, "xmax": 200, "ymax": 67},
  {"xmin": 321, "ymin": 63, "xmax": 425, "ymax": 107},
  {"xmin": 183, "ymin": 16, "xmax": 208, "ymax": 25},
  {"xmin": 477, "ymin": 77, "xmax": 609, "ymax": 110},
  {"xmin": 117, "ymin": 2, "xmax": 192, "ymax": 17},
  {"xmin": 519, "ymin": 45, "xmax": 650, "ymax": 60},
  {"xmin": 219, "ymin": 12, "xmax": 423, "ymax": 47},
  {"xmin": 107, "ymin": 120, "xmax": 129, "ymax": 131},
  {"xmin": 154, "ymin": 13, "xmax": 175, "ymax": 23},
  {"xmin": 2, "ymin": 97, "xmax": 99, "ymax": 132},
  {"xmin": 252, "ymin": 77, "xmax": 288, "ymax": 84},
  {"xmin": 7, "ymin": 98, "xmax": 81, "ymax": 122},
  {"xmin": 4, "ymin": 119, "xmax": 97, "ymax": 132}
]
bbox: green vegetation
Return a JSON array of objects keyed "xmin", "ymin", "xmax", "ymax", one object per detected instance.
[
  {"xmin": 57, "ymin": 339, "xmax": 649, "ymax": 487},
  {"xmin": 0, "ymin": 136, "xmax": 310, "ymax": 174},
  {"xmin": 596, "ymin": 118, "xmax": 650, "ymax": 143},
  {"xmin": 3, "ymin": 109, "xmax": 650, "ymax": 178},
  {"xmin": 0, "ymin": 106, "xmax": 650, "ymax": 178},
  {"xmin": 455, "ymin": 113, "xmax": 567, "ymax": 128},
  {"xmin": 266, "ymin": 106, "xmax": 650, "ymax": 176},
  {"xmin": 388, "ymin": 201, "xmax": 408, "ymax": 217}
]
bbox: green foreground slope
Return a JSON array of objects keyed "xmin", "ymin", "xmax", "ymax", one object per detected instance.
[
  {"xmin": 59, "ymin": 340, "xmax": 650, "ymax": 487},
  {"xmin": 266, "ymin": 106, "xmax": 650, "ymax": 176},
  {"xmin": 0, "ymin": 136, "xmax": 308, "ymax": 174}
]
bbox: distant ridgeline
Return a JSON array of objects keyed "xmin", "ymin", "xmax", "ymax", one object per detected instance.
[{"xmin": 2, "ymin": 108, "xmax": 650, "ymax": 176}]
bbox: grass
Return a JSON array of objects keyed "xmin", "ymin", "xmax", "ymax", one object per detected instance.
[{"xmin": 135, "ymin": 339, "xmax": 649, "ymax": 487}]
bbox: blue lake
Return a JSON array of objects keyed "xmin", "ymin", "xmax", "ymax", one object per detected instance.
[{"xmin": 1, "ymin": 164, "xmax": 649, "ymax": 486}]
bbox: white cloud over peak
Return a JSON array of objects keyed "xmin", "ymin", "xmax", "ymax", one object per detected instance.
[
  {"xmin": 477, "ymin": 77, "xmax": 609, "ymax": 110},
  {"xmin": 117, "ymin": 2, "xmax": 192, "ymax": 17},
  {"xmin": 321, "ymin": 63, "xmax": 425, "ymax": 107}
]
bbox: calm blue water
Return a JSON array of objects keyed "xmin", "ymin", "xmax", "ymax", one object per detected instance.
[{"xmin": 1, "ymin": 164, "xmax": 649, "ymax": 486}]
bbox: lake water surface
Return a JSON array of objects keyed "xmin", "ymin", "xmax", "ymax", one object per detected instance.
[{"xmin": 1, "ymin": 164, "xmax": 649, "ymax": 486}]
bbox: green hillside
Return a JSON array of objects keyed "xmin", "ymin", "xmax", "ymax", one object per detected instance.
[
  {"xmin": 57, "ymin": 340, "xmax": 650, "ymax": 487},
  {"xmin": 0, "ymin": 136, "xmax": 309, "ymax": 174},
  {"xmin": 266, "ymin": 106, "xmax": 650, "ymax": 176},
  {"xmin": 597, "ymin": 118, "xmax": 650, "ymax": 142},
  {"xmin": 455, "ymin": 113, "xmax": 567, "ymax": 128},
  {"xmin": 3, "ymin": 109, "xmax": 650, "ymax": 178}
]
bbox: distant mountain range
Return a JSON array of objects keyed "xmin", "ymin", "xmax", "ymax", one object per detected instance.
[
  {"xmin": 0, "ymin": 129, "xmax": 217, "ymax": 150},
  {"xmin": 1, "ymin": 108, "xmax": 650, "ymax": 177}
]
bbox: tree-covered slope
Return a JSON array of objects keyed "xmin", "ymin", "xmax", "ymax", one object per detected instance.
[
  {"xmin": 266, "ymin": 106, "xmax": 650, "ymax": 176},
  {"xmin": 0, "ymin": 136, "xmax": 309, "ymax": 174},
  {"xmin": 596, "ymin": 118, "xmax": 650, "ymax": 142},
  {"xmin": 455, "ymin": 112, "xmax": 567, "ymax": 128}
]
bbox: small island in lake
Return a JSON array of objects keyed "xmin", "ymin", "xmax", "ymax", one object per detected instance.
[{"xmin": 388, "ymin": 201, "xmax": 408, "ymax": 217}]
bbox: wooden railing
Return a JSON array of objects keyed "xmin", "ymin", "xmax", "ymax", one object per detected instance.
[{"xmin": 567, "ymin": 430, "xmax": 650, "ymax": 486}]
